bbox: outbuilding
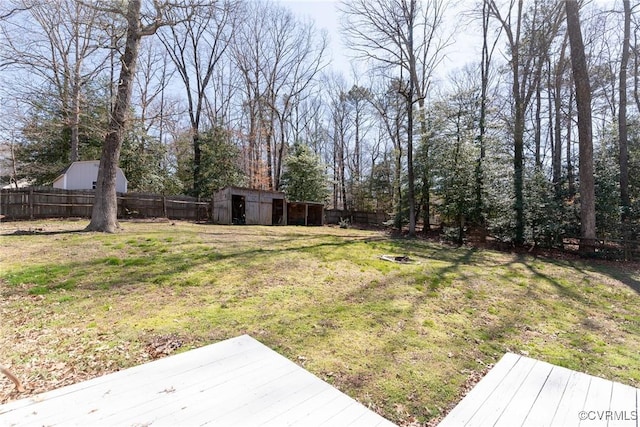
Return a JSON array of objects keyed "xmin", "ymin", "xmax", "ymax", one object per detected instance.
[
  {"xmin": 212, "ymin": 187, "xmax": 287, "ymax": 225},
  {"xmin": 286, "ymin": 201, "xmax": 324, "ymax": 226},
  {"xmin": 52, "ymin": 160, "xmax": 128, "ymax": 193}
]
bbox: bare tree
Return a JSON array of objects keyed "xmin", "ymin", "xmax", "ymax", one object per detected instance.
[
  {"xmin": 634, "ymin": 13, "xmax": 640, "ymax": 114},
  {"xmin": 134, "ymin": 38, "xmax": 175, "ymax": 143},
  {"xmin": 232, "ymin": 0, "xmax": 326, "ymax": 190},
  {"xmin": 551, "ymin": 32, "xmax": 569, "ymax": 195},
  {"xmin": 341, "ymin": 0, "xmax": 450, "ymax": 236},
  {"xmin": 369, "ymin": 77, "xmax": 406, "ymax": 229},
  {"xmin": 485, "ymin": 0, "xmax": 564, "ymax": 245},
  {"xmin": 87, "ymin": 0, "xmax": 184, "ymax": 232},
  {"xmin": 158, "ymin": 0, "xmax": 237, "ymax": 196},
  {"xmin": 344, "ymin": 83, "xmax": 373, "ymax": 205},
  {"xmin": 0, "ymin": 0, "xmax": 112, "ymax": 163},
  {"xmin": 619, "ymin": 0, "xmax": 631, "ymax": 229},
  {"xmin": 565, "ymin": 0, "xmax": 596, "ymax": 251},
  {"xmin": 325, "ymin": 73, "xmax": 352, "ymax": 210}
]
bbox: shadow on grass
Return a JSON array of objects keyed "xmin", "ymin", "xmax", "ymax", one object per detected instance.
[
  {"xmin": 0, "ymin": 234, "xmax": 364, "ymax": 295},
  {"xmin": 2, "ymin": 228, "xmax": 87, "ymax": 236},
  {"xmin": 3, "ymin": 227, "xmax": 638, "ymax": 425},
  {"xmin": 592, "ymin": 263, "xmax": 640, "ymax": 294}
]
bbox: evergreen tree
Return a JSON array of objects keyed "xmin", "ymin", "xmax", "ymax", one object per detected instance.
[
  {"xmin": 280, "ymin": 143, "xmax": 328, "ymax": 203},
  {"xmin": 16, "ymin": 83, "xmax": 107, "ymax": 185},
  {"xmin": 174, "ymin": 126, "xmax": 245, "ymax": 197},
  {"xmin": 199, "ymin": 126, "xmax": 245, "ymax": 196}
]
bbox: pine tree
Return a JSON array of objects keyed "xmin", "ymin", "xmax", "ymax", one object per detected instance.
[{"xmin": 280, "ymin": 143, "xmax": 328, "ymax": 203}]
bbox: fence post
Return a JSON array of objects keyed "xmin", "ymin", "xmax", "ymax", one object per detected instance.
[
  {"xmin": 162, "ymin": 196, "xmax": 167, "ymax": 218},
  {"xmin": 29, "ymin": 187, "xmax": 34, "ymax": 219}
]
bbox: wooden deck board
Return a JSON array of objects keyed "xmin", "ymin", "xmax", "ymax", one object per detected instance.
[
  {"xmin": 463, "ymin": 355, "xmax": 538, "ymax": 426},
  {"xmin": 549, "ymin": 368, "xmax": 592, "ymax": 427},
  {"xmin": 439, "ymin": 353, "xmax": 640, "ymax": 427},
  {"xmin": 435, "ymin": 352, "xmax": 521, "ymax": 426},
  {"xmin": 494, "ymin": 356, "xmax": 554, "ymax": 426},
  {"xmin": 521, "ymin": 363, "xmax": 573, "ymax": 427},
  {"xmin": 609, "ymin": 383, "xmax": 638, "ymax": 427},
  {"xmin": 0, "ymin": 335, "xmax": 396, "ymax": 426}
]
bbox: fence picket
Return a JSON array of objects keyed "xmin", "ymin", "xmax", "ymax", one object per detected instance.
[{"xmin": 0, "ymin": 187, "xmax": 210, "ymax": 221}]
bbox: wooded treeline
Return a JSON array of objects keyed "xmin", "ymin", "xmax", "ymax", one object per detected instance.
[{"xmin": 0, "ymin": 0, "xmax": 638, "ymax": 246}]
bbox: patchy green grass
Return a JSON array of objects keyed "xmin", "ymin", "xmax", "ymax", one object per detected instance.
[{"xmin": 1, "ymin": 220, "xmax": 639, "ymax": 425}]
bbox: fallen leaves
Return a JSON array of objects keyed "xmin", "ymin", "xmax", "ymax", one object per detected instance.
[
  {"xmin": 0, "ymin": 294, "xmax": 151, "ymax": 405},
  {"xmin": 145, "ymin": 334, "xmax": 184, "ymax": 359}
]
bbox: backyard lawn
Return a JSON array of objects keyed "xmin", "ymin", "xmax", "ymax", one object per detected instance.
[{"xmin": 1, "ymin": 220, "xmax": 639, "ymax": 425}]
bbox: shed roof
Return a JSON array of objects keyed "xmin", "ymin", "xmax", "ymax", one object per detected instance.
[{"xmin": 52, "ymin": 160, "xmax": 127, "ymax": 186}]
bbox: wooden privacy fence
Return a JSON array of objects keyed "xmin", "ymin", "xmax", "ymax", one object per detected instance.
[
  {"xmin": 325, "ymin": 209, "xmax": 389, "ymax": 226},
  {"xmin": 561, "ymin": 237, "xmax": 640, "ymax": 261},
  {"xmin": 0, "ymin": 187, "xmax": 209, "ymax": 221}
]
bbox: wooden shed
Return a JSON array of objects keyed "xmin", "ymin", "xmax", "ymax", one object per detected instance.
[
  {"xmin": 212, "ymin": 187, "xmax": 286, "ymax": 225},
  {"xmin": 287, "ymin": 201, "xmax": 324, "ymax": 226},
  {"xmin": 53, "ymin": 160, "xmax": 128, "ymax": 193}
]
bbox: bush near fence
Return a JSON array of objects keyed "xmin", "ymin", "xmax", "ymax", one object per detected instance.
[{"xmin": 0, "ymin": 187, "xmax": 209, "ymax": 221}]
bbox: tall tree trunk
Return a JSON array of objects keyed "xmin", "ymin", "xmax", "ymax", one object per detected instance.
[
  {"xmin": 406, "ymin": 0, "xmax": 417, "ymax": 237},
  {"xmin": 634, "ymin": 30, "xmax": 640, "ymax": 113},
  {"xmin": 417, "ymin": 100, "xmax": 430, "ymax": 234},
  {"xmin": 566, "ymin": 90, "xmax": 575, "ymax": 197},
  {"xmin": 340, "ymin": 134, "xmax": 347, "ymax": 209},
  {"xmin": 70, "ymin": 80, "xmax": 81, "ymax": 163},
  {"xmin": 553, "ymin": 35, "xmax": 568, "ymax": 195},
  {"xmin": 332, "ymin": 126, "xmax": 338, "ymax": 209},
  {"xmin": 87, "ymin": 0, "xmax": 159, "ymax": 232},
  {"xmin": 264, "ymin": 109, "xmax": 274, "ymax": 190},
  {"xmin": 475, "ymin": 0, "xmax": 491, "ymax": 241},
  {"xmin": 619, "ymin": 0, "xmax": 631, "ymax": 229},
  {"xmin": 513, "ymin": 96, "xmax": 525, "ymax": 246},
  {"xmin": 193, "ymin": 131, "xmax": 202, "ymax": 196},
  {"xmin": 395, "ymin": 113, "xmax": 403, "ymax": 232},
  {"xmin": 354, "ymin": 109, "xmax": 361, "ymax": 183},
  {"xmin": 10, "ymin": 140, "xmax": 19, "ymax": 189},
  {"xmin": 565, "ymin": 0, "xmax": 596, "ymax": 252},
  {"xmin": 248, "ymin": 103, "xmax": 258, "ymax": 188},
  {"xmin": 534, "ymin": 78, "xmax": 542, "ymax": 168},
  {"xmin": 275, "ymin": 118, "xmax": 287, "ymax": 190}
]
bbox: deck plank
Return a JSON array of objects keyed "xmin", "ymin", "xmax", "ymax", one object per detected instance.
[
  {"xmin": 6, "ymin": 344, "xmax": 269, "ymax": 425},
  {"xmin": 439, "ymin": 353, "xmax": 639, "ymax": 427},
  {"xmin": 461, "ymin": 355, "xmax": 537, "ymax": 426},
  {"xmin": 260, "ymin": 387, "xmax": 344, "ymax": 426},
  {"xmin": 580, "ymin": 375, "xmax": 614, "ymax": 426},
  {"xmin": 521, "ymin": 363, "xmax": 573, "ymax": 427},
  {"xmin": 607, "ymin": 381, "xmax": 637, "ymax": 427},
  {"xmin": 95, "ymin": 352, "xmax": 294, "ymax": 425},
  {"xmin": 494, "ymin": 358, "xmax": 554, "ymax": 426},
  {"xmin": 437, "ymin": 352, "xmax": 521, "ymax": 426},
  {"xmin": 0, "ymin": 335, "xmax": 395, "ymax": 427},
  {"xmin": 548, "ymin": 369, "xmax": 592, "ymax": 427}
]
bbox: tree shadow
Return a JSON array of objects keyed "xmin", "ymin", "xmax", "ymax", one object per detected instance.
[
  {"xmin": 592, "ymin": 263, "xmax": 640, "ymax": 294},
  {"xmin": 2, "ymin": 228, "xmax": 87, "ymax": 236}
]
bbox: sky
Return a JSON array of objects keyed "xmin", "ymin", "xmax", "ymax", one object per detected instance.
[
  {"xmin": 278, "ymin": 0, "xmax": 482, "ymax": 82},
  {"xmin": 279, "ymin": 0, "xmax": 351, "ymax": 75}
]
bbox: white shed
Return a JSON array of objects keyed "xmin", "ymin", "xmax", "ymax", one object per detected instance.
[{"xmin": 52, "ymin": 160, "xmax": 128, "ymax": 193}]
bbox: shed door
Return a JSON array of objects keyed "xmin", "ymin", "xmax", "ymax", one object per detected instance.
[
  {"xmin": 272, "ymin": 199, "xmax": 284, "ymax": 225},
  {"xmin": 232, "ymin": 195, "xmax": 246, "ymax": 224}
]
